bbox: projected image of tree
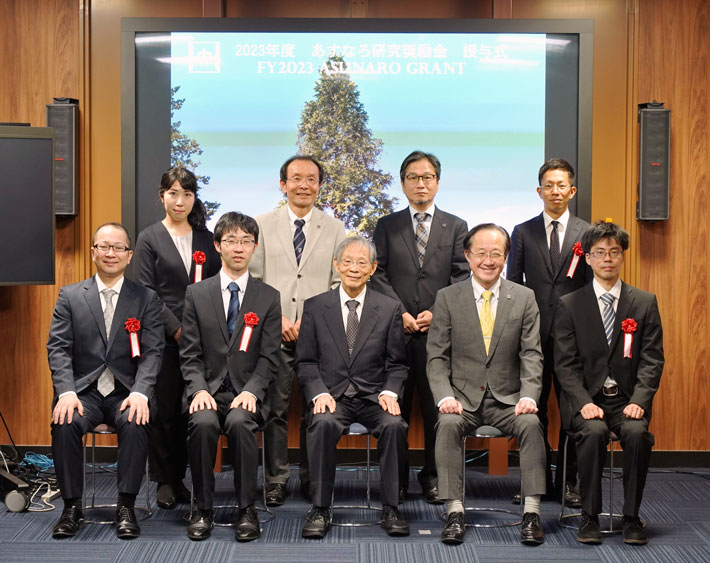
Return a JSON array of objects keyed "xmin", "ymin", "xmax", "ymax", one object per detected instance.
[
  {"xmin": 171, "ymin": 86, "xmax": 220, "ymax": 219},
  {"xmin": 297, "ymin": 55, "xmax": 395, "ymax": 236}
]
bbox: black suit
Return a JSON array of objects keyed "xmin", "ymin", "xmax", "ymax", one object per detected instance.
[
  {"xmin": 47, "ymin": 276, "xmax": 164, "ymax": 500},
  {"xmin": 132, "ymin": 222, "xmax": 220, "ymax": 485},
  {"xmin": 371, "ymin": 206, "xmax": 469, "ymax": 488},
  {"xmin": 555, "ymin": 283, "xmax": 664, "ymax": 517},
  {"xmin": 507, "ymin": 212, "xmax": 590, "ymax": 490},
  {"xmin": 180, "ymin": 274, "xmax": 281, "ymax": 509},
  {"xmin": 295, "ymin": 288, "xmax": 409, "ymax": 507}
]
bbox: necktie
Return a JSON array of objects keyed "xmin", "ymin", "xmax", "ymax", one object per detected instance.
[
  {"xmin": 550, "ymin": 220, "xmax": 561, "ymax": 273},
  {"xmin": 227, "ymin": 282, "xmax": 240, "ymax": 337},
  {"xmin": 600, "ymin": 292, "xmax": 616, "ymax": 346},
  {"xmin": 480, "ymin": 290, "xmax": 494, "ymax": 355},
  {"xmin": 97, "ymin": 289, "xmax": 116, "ymax": 397},
  {"xmin": 414, "ymin": 212, "xmax": 429, "ymax": 267},
  {"xmin": 344, "ymin": 300, "xmax": 359, "ymax": 397},
  {"xmin": 293, "ymin": 219, "xmax": 306, "ymax": 265}
]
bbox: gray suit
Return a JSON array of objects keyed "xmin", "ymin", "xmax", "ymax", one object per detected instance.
[
  {"xmin": 250, "ymin": 205, "xmax": 346, "ymax": 485},
  {"xmin": 426, "ymin": 278, "xmax": 546, "ymax": 500}
]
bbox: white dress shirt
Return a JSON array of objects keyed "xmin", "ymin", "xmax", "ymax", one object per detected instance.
[
  {"xmin": 287, "ymin": 205, "xmax": 313, "ymax": 239},
  {"xmin": 408, "ymin": 203, "xmax": 435, "ymax": 237},
  {"xmin": 219, "ymin": 268, "xmax": 249, "ymax": 319},
  {"xmin": 169, "ymin": 231, "xmax": 193, "ymax": 276},
  {"xmin": 542, "ymin": 208, "xmax": 570, "ymax": 249}
]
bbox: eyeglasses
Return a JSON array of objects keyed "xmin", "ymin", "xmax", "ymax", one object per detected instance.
[
  {"xmin": 93, "ymin": 243, "xmax": 130, "ymax": 253},
  {"xmin": 540, "ymin": 183, "xmax": 571, "ymax": 191},
  {"xmin": 404, "ymin": 173, "xmax": 437, "ymax": 185},
  {"xmin": 469, "ymin": 251, "xmax": 506, "ymax": 262},
  {"xmin": 286, "ymin": 176, "xmax": 319, "ymax": 186},
  {"xmin": 220, "ymin": 238, "xmax": 256, "ymax": 248},
  {"xmin": 589, "ymin": 249, "xmax": 623, "ymax": 259},
  {"xmin": 339, "ymin": 258, "xmax": 371, "ymax": 269}
]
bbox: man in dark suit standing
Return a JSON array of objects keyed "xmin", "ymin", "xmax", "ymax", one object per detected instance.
[
  {"xmin": 371, "ymin": 150, "xmax": 469, "ymax": 504},
  {"xmin": 507, "ymin": 158, "xmax": 590, "ymax": 505},
  {"xmin": 180, "ymin": 212, "xmax": 282, "ymax": 542},
  {"xmin": 296, "ymin": 236, "xmax": 410, "ymax": 539},
  {"xmin": 427, "ymin": 224, "xmax": 546, "ymax": 546},
  {"xmin": 555, "ymin": 221, "xmax": 664, "ymax": 545},
  {"xmin": 48, "ymin": 223, "xmax": 164, "ymax": 540}
]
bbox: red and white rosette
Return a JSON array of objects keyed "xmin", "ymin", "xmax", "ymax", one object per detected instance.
[
  {"xmin": 192, "ymin": 250, "xmax": 206, "ymax": 283},
  {"xmin": 239, "ymin": 312, "xmax": 260, "ymax": 352},
  {"xmin": 124, "ymin": 318, "xmax": 141, "ymax": 358},
  {"xmin": 621, "ymin": 318, "xmax": 637, "ymax": 358},
  {"xmin": 566, "ymin": 241, "xmax": 585, "ymax": 278}
]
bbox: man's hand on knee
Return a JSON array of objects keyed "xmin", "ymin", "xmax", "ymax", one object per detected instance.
[
  {"xmin": 189, "ymin": 390, "xmax": 217, "ymax": 414},
  {"xmin": 231, "ymin": 391, "xmax": 257, "ymax": 413},
  {"xmin": 515, "ymin": 398, "xmax": 538, "ymax": 416},
  {"xmin": 313, "ymin": 394, "xmax": 336, "ymax": 415},
  {"xmin": 120, "ymin": 393, "xmax": 150, "ymax": 425},
  {"xmin": 52, "ymin": 393, "xmax": 83, "ymax": 425},
  {"xmin": 623, "ymin": 403, "xmax": 644, "ymax": 420},
  {"xmin": 438, "ymin": 398, "xmax": 463, "ymax": 415},
  {"xmin": 580, "ymin": 402, "xmax": 605, "ymax": 420}
]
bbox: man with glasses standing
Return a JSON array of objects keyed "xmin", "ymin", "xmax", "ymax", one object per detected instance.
[
  {"xmin": 507, "ymin": 158, "xmax": 591, "ymax": 506},
  {"xmin": 555, "ymin": 221, "xmax": 664, "ymax": 545},
  {"xmin": 48, "ymin": 223, "xmax": 164, "ymax": 540},
  {"xmin": 250, "ymin": 156, "xmax": 346, "ymax": 506},
  {"xmin": 427, "ymin": 223, "xmax": 547, "ymax": 546},
  {"xmin": 371, "ymin": 150, "xmax": 469, "ymax": 504},
  {"xmin": 180, "ymin": 212, "xmax": 281, "ymax": 541}
]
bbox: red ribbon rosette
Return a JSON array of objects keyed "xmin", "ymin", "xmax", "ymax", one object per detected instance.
[
  {"xmin": 566, "ymin": 241, "xmax": 584, "ymax": 278},
  {"xmin": 124, "ymin": 318, "xmax": 141, "ymax": 357},
  {"xmin": 621, "ymin": 318, "xmax": 637, "ymax": 358},
  {"xmin": 192, "ymin": 250, "xmax": 206, "ymax": 283},
  {"xmin": 239, "ymin": 312, "xmax": 260, "ymax": 352}
]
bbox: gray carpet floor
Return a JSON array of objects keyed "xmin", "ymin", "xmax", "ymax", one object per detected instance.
[{"xmin": 1, "ymin": 465, "xmax": 709, "ymax": 562}]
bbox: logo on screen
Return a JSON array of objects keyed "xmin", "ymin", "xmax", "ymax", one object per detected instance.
[{"xmin": 189, "ymin": 41, "xmax": 221, "ymax": 73}]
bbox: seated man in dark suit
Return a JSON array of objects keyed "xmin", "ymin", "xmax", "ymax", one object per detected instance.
[
  {"xmin": 296, "ymin": 236, "xmax": 409, "ymax": 539},
  {"xmin": 48, "ymin": 222, "xmax": 164, "ymax": 539},
  {"xmin": 180, "ymin": 212, "xmax": 281, "ymax": 542},
  {"xmin": 427, "ymin": 223, "xmax": 546, "ymax": 546},
  {"xmin": 555, "ymin": 221, "xmax": 664, "ymax": 545}
]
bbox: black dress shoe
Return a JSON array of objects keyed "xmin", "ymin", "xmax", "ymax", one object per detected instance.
[
  {"xmin": 381, "ymin": 505, "xmax": 410, "ymax": 536},
  {"xmin": 422, "ymin": 484, "xmax": 443, "ymax": 505},
  {"xmin": 187, "ymin": 508, "xmax": 215, "ymax": 541},
  {"xmin": 302, "ymin": 506, "xmax": 331, "ymax": 539},
  {"xmin": 520, "ymin": 512, "xmax": 544, "ymax": 545},
  {"xmin": 563, "ymin": 483, "xmax": 582, "ymax": 508},
  {"xmin": 115, "ymin": 506, "xmax": 140, "ymax": 539},
  {"xmin": 622, "ymin": 515, "xmax": 648, "ymax": 545},
  {"xmin": 577, "ymin": 512, "xmax": 601, "ymax": 544},
  {"xmin": 265, "ymin": 483, "xmax": 287, "ymax": 507},
  {"xmin": 156, "ymin": 482, "xmax": 177, "ymax": 509},
  {"xmin": 512, "ymin": 492, "xmax": 522, "ymax": 505},
  {"xmin": 300, "ymin": 481, "xmax": 312, "ymax": 502},
  {"xmin": 235, "ymin": 505, "xmax": 260, "ymax": 542},
  {"xmin": 52, "ymin": 506, "xmax": 84, "ymax": 539},
  {"xmin": 441, "ymin": 511, "xmax": 466, "ymax": 545}
]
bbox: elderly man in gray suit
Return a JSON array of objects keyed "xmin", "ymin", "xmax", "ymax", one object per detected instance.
[
  {"xmin": 427, "ymin": 223, "xmax": 546, "ymax": 546},
  {"xmin": 250, "ymin": 155, "xmax": 346, "ymax": 505}
]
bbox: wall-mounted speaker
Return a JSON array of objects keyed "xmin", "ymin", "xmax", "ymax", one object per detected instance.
[
  {"xmin": 637, "ymin": 101, "xmax": 670, "ymax": 221},
  {"xmin": 46, "ymin": 98, "xmax": 79, "ymax": 216}
]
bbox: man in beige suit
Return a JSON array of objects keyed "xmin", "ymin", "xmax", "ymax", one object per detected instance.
[{"xmin": 250, "ymin": 155, "xmax": 346, "ymax": 505}]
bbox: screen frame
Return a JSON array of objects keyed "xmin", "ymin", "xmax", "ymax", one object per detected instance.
[{"xmin": 121, "ymin": 17, "xmax": 593, "ymax": 242}]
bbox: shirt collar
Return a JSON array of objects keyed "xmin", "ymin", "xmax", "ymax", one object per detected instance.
[
  {"xmin": 592, "ymin": 277, "xmax": 622, "ymax": 301},
  {"xmin": 543, "ymin": 208, "xmax": 570, "ymax": 230},
  {"xmin": 220, "ymin": 268, "xmax": 249, "ymax": 293},
  {"xmin": 95, "ymin": 274, "xmax": 124, "ymax": 295},
  {"xmin": 409, "ymin": 204, "xmax": 435, "ymax": 222},
  {"xmin": 339, "ymin": 284, "xmax": 366, "ymax": 309},
  {"xmin": 287, "ymin": 205, "xmax": 313, "ymax": 225},
  {"xmin": 471, "ymin": 276, "xmax": 502, "ymax": 301}
]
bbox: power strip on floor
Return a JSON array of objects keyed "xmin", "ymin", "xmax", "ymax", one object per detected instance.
[{"xmin": 41, "ymin": 488, "xmax": 61, "ymax": 503}]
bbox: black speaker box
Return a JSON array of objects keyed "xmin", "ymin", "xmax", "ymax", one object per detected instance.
[
  {"xmin": 637, "ymin": 102, "xmax": 670, "ymax": 221},
  {"xmin": 46, "ymin": 100, "xmax": 79, "ymax": 216}
]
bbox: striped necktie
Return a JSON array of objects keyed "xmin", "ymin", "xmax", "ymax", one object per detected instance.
[
  {"xmin": 97, "ymin": 289, "xmax": 116, "ymax": 397},
  {"xmin": 293, "ymin": 219, "xmax": 306, "ymax": 265},
  {"xmin": 600, "ymin": 292, "xmax": 615, "ymax": 346}
]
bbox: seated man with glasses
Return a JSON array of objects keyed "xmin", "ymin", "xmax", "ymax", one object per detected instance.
[
  {"xmin": 555, "ymin": 221, "xmax": 664, "ymax": 545},
  {"xmin": 48, "ymin": 223, "xmax": 164, "ymax": 540},
  {"xmin": 180, "ymin": 212, "xmax": 282, "ymax": 542},
  {"xmin": 427, "ymin": 223, "xmax": 547, "ymax": 546}
]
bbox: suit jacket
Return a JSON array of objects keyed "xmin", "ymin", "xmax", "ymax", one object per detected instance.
[
  {"xmin": 47, "ymin": 276, "xmax": 164, "ymax": 398},
  {"xmin": 132, "ymin": 222, "xmax": 221, "ymax": 339},
  {"xmin": 507, "ymin": 213, "xmax": 591, "ymax": 344},
  {"xmin": 371, "ymin": 206, "xmax": 469, "ymax": 316},
  {"xmin": 554, "ymin": 282, "xmax": 664, "ymax": 427},
  {"xmin": 250, "ymin": 205, "xmax": 346, "ymax": 322},
  {"xmin": 426, "ymin": 278, "xmax": 543, "ymax": 411},
  {"xmin": 295, "ymin": 288, "xmax": 408, "ymax": 404},
  {"xmin": 179, "ymin": 274, "xmax": 282, "ymax": 407}
]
